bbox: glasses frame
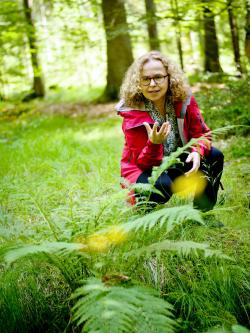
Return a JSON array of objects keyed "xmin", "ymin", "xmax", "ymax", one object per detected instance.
[{"xmin": 140, "ymin": 75, "xmax": 168, "ymax": 86}]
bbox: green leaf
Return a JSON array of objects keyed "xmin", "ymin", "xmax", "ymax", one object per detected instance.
[
  {"xmin": 71, "ymin": 278, "xmax": 176, "ymax": 333},
  {"xmin": 122, "ymin": 205, "xmax": 203, "ymax": 234},
  {"xmin": 2, "ymin": 242, "xmax": 88, "ymax": 265},
  {"xmin": 125, "ymin": 239, "xmax": 231, "ymax": 260},
  {"xmin": 232, "ymin": 325, "xmax": 250, "ymax": 333}
]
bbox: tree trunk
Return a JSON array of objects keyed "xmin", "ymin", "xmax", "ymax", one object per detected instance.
[
  {"xmin": 144, "ymin": 0, "xmax": 160, "ymax": 50},
  {"xmin": 227, "ymin": 0, "xmax": 243, "ymax": 73},
  {"xmin": 23, "ymin": 0, "xmax": 45, "ymax": 97},
  {"xmin": 197, "ymin": 11, "xmax": 205, "ymax": 67},
  {"xmin": 203, "ymin": 2, "xmax": 223, "ymax": 72},
  {"xmin": 101, "ymin": 0, "xmax": 133, "ymax": 101},
  {"xmin": 245, "ymin": 0, "xmax": 250, "ymax": 60},
  {"xmin": 176, "ymin": 30, "xmax": 184, "ymax": 70},
  {"xmin": 171, "ymin": 0, "xmax": 184, "ymax": 70}
]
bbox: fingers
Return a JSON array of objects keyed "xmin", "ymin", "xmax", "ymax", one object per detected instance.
[
  {"xmin": 143, "ymin": 122, "xmax": 151, "ymax": 137},
  {"xmin": 185, "ymin": 167, "xmax": 196, "ymax": 176},
  {"xmin": 158, "ymin": 121, "xmax": 168, "ymax": 134},
  {"xmin": 144, "ymin": 121, "xmax": 159, "ymax": 136},
  {"xmin": 185, "ymin": 161, "xmax": 199, "ymax": 175},
  {"xmin": 158, "ymin": 122, "xmax": 171, "ymax": 139},
  {"xmin": 143, "ymin": 121, "xmax": 171, "ymax": 144},
  {"xmin": 185, "ymin": 152, "xmax": 200, "ymax": 175},
  {"xmin": 152, "ymin": 122, "xmax": 159, "ymax": 135},
  {"xmin": 185, "ymin": 155, "xmax": 192, "ymax": 163}
]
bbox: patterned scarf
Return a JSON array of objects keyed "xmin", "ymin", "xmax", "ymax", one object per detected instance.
[{"xmin": 145, "ymin": 98, "xmax": 182, "ymax": 156}]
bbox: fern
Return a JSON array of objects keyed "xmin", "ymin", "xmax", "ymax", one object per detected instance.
[
  {"xmin": 131, "ymin": 137, "xmax": 201, "ymax": 195},
  {"xmin": 125, "ymin": 239, "xmax": 231, "ymax": 260},
  {"xmin": 121, "ymin": 205, "xmax": 204, "ymax": 234},
  {"xmin": 206, "ymin": 324, "xmax": 250, "ymax": 333},
  {"xmin": 134, "ymin": 134, "xmax": 213, "ymax": 193},
  {"xmin": 1, "ymin": 242, "xmax": 89, "ymax": 265},
  {"xmin": 131, "ymin": 128, "xmax": 232, "ymax": 195},
  {"xmin": 130, "ymin": 182, "xmax": 164, "ymax": 197},
  {"xmin": 211, "ymin": 125, "xmax": 245, "ymax": 137},
  {"xmin": 232, "ymin": 325, "xmax": 250, "ymax": 333},
  {"xmin": 71, "ymin": 278, "xmax": 176, "ymax": 333},
  {"xmin": 44, "ymin": 253, "xmax": 91, "ymax": 288},
  {"xmin": 1, "ymin": 242, "xmax": 92, "ymax": 290},
  {"xmin": 149, "ymin": 138, "xmax": 200, "ymax": 187}
]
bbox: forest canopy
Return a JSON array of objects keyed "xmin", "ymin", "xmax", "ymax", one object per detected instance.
[
  {"xmin": 0, "ymin": 1, "xmax": 249, "ymax": 333},
  {"xmin": 0, "ymin": 0, "xmax": 249, "ymax": 101}
]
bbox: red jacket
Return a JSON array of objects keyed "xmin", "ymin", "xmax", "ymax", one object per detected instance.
[{"xmin": 116, "ymin": 96, "xmax": 211, "ymax": 184}]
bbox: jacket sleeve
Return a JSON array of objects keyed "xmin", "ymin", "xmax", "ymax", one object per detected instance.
[
  {"xmin": 186, "ymin": 97, "xmax": 212, "ymax": 156},
  {"xmin": 124, "ymin": 125, "xmax": 163, "ymax": 170}
]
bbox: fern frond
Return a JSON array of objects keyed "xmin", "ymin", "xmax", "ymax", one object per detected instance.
[
  {"xmin": 211, "ymin": 125, "xmax": 246, "ymax": 137},
  {"xmin": 125, "ymin": 240, "xmax": 232, "ymax": 260},
  {"xmin": 149, "ymin": 137, "xmax": 203, "ymax": 186},
  {"xmin": 122, "ymin": 205, "xmax": 203, "ymax": 234},
  {"xmin": 71, "ymin": 278, "xmax": 176, "ymax": 333},
  {"xmin": 130, "ymin": 136, "xmax": 212, "ymax": 195},
  {"xmin": 130, "ymin": 183, "xmax": 164, "ymax": 197},
  {"xmin": 2, "ymin": 242, "xmax": 88, "ymax": 265},
  {"xmin": 44, "ymin": 253, "xmax": 91, "ymax": 288},
  {"xmin": 232, "ymin": 325, "xmax": 250, "ymax": 333}
]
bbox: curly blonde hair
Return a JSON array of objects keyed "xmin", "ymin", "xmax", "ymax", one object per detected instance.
[{"xmin": 120, "ymin": 51, "xmax": 190, "ymax": 107}]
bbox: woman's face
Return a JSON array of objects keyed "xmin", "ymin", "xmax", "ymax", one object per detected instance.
[{"xmin": 140, "ymin": 59, "xmax": 168, "ymax": 104}]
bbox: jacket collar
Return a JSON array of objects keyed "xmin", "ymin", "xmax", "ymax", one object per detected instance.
[{"xmin": 115, "ymin": 99, "xmax": 148, "ymax": 113}]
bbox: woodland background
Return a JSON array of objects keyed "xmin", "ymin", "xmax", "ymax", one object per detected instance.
[
  {"xmin": 0, "ymin": 1, "xmax": 250, "ymax": 333},
  {"xmin": 0, "ymin": 0, "xmax": 249, "ymax": 101}
]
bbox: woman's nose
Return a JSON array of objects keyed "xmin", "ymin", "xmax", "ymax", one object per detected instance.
[{"xmin": 149, "ymin": 78, "xmax": 156, "ymax": 86}]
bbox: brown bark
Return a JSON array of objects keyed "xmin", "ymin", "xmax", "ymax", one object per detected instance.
[
  {"xmin": 101, "ymin": 0, "xmax": 133, "ymax": 101},
  {"xmin": 23, "ymin": 0, "xmax": 45, "ymax": 97},
  {"xmin": 245, "ymin": 0, "xmax": 250, "ymax": 60},
  {"xmin": 171, "ymin": 0, "xmax": 184, "ymax": 70},
  {"xmin": 227, "ymin": 0, "xmax": 243, "ymax": 73},
  {"xmin": 203, "ymin": 3, "xmax": 223, "ymax": 72},
  {"xmin": 144, "ymin": 0, "xmax": 160, "ymax": 50}
]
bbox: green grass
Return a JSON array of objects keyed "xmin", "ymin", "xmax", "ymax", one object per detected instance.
[
  {"xmin": 194, "ymin": 80, "xmax": 250, "ymax": 137},
  {"xmin": 0, "ymin": 81, "xmax": 249, "ymax": 332},
  {"xmin": 0, "ymin": 260, "xmax": 71, "ymax": 333}
]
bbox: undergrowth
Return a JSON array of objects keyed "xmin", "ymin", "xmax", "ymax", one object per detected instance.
[{"xmin": 0, "ymin": 82, "xmax": 249, "ymax": 332}]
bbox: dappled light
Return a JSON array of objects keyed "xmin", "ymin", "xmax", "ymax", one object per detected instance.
[
  {"xmin": 0, "ymin": 0, "xmax": 249, "ymax": 333},
  {"xmin": 74, "ymin": 226, "xmax": 128, "ymax": 253},
  {"xmin": 74, "ymin": 127, "xmax": 121, "ymax": 143},
  {"xmin": 171, "ymin": 171, "xmax": 207, "ymax": 198}
]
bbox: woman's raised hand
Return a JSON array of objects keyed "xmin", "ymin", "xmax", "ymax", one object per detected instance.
[
  {"xmin": 185, "ymin": 152, "xmax": 200, "ymax": 175},
  {"xmin": 143, "ymin": 121, "xmax": 171, "ymax": 144}
]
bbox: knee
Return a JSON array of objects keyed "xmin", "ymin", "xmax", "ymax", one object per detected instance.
[
  {"xmin": 155, "ymin": 172, "xmax": 172, "ymax": 190},
  {"xmin": 209, "ymin": 147, "xmax": 224, "ymax": 164},
  {"xmin": 155, "ymin": 172, "xmax": 173, "ymax": 199}
]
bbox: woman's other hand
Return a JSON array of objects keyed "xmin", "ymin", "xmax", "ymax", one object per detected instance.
[
  {"xmin": 143, "ymin": 121, "xmax": 171, "ymax": 144},
  {"xmin": 185, "ymin": 152, "xmax": 200, "ymax": 175}
]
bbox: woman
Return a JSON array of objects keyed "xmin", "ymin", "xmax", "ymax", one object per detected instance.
[{"xmin": 116, "ymin": 51, "xmax": 224, "ymax": 212}]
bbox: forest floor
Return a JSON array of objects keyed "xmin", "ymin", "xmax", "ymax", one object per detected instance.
[
  {"xmin": 0, "ymin": 82, "xmax": 229, "ymax": 121},
  {"xmin": 0, "ymin": 80, "xmax": 249, "ymax": 333}
]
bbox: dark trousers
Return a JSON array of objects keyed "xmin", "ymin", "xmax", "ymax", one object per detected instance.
[{"xmin": 136, "ymin": 147, "xmax": 224, "ymax": 212}]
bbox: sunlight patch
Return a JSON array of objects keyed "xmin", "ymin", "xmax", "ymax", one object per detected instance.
[
  {"xmin": 74, "ymin": 129, "xmax": 120, "ymax": 142},
  {"xmin": 74, "ymin": 226, "xmax": 128, "ymax": 253},
  {"xmin": 171, "ymin": 171, "xmax": 207, "ymax": 198}
]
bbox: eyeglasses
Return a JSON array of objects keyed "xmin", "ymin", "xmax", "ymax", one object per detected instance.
[{"xmin": 140, "ymin": 75, "xmax": 168, "ymax": 86}]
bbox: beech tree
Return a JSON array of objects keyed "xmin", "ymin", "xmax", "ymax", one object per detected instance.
[
  {"xmin": 227, "ymin": 0, "xmax": 243, "ymax": 73},
  {"xmin": 245, "ymin": 0, "xmax": 250, "ymax": 60},
  {"xmin": 202, "ymin": 1, "xmax": 223, "ymax": 72},
  {"xmin": 171, "ymin": 0, "xmax": 184, "ymax": 70},
  {"xmin": 23, "ymin": 0, "xmax": 45, "ymax": 98},
  {"xmin": 101, "ymin": 0, "xmax": 133, "ymax": 101},
  {"xmin": 144, "ymin": 0, "xmax": 160, "ymax": 50}
]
